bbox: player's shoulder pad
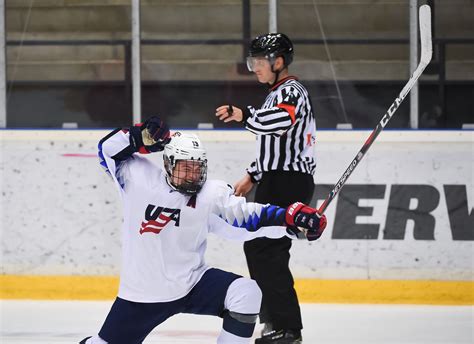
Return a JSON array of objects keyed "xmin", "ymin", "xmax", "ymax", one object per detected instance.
[
  {"xmin": 127, "ymin": 154, "xmax": 162, "ymax": 183},
  {"xmin": 202, "ymin": 179, "xmax": 234, "ymax": 198}
]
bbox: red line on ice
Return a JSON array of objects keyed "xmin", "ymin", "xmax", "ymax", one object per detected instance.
[{"xmin": 61, "ymin": 153, "xmax": 97, "ymax": 158}]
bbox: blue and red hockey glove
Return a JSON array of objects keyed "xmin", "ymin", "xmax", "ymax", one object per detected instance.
[{"xmin": 285, "ymin": 202, "xmax": 327, "ymax": 241}]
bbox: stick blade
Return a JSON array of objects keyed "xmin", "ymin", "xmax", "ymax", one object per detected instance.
[{"xmin": 419, "ymin": 5, "xmax": 433, "ymax": 65}]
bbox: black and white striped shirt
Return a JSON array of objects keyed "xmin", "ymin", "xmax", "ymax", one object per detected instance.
[{"xmin": 243, "ymin": 76, "xmax": 317, "ymax": 182}]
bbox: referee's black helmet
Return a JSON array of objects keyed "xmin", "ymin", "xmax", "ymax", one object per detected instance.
[{"xmin": 248, "ymin": 33, "xmax": 294, "ymax": 67}]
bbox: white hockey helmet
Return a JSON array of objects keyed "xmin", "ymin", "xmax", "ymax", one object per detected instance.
[{"xmin": 163, "ymin": 132, "xmax": 208, "ymax": 195}]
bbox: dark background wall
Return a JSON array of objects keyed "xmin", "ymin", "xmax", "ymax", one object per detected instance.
[
  {"xmin": 7, "ymin": 81, "xmax": 473, "ymax": 129},
  {"xmin": 5, "ymin": 0, "xmax": 474, "ymax": 129}
]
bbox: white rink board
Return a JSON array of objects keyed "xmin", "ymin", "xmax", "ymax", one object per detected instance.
[{"xmin": 0, "ymin": 130, "xmax": 472, "ymax": 280}]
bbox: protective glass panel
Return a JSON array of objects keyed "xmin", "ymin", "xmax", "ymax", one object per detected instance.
[
  {"xmin": 4, "ymin": 0, "xmax": 473, "ymax": 128},
  {"xmin": 274, "ymin": 0, "xmax": 473, "ymax": 129},
  {"xmin": 5, "ymin": 1, "xmax": 132, "ymax": 128},
  {"xmin": 139, "ymin": 0, "xmax": 253, "ymax": 130}
]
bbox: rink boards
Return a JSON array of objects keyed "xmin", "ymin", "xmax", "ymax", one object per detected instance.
[{"xmin": 0, "ymin": 129, "xmax": 472, "ymax": 304}]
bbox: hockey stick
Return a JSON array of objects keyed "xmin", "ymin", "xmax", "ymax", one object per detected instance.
[{"xmin": 317, "ymin": 5, "xmax": 432, "ymax": 215}]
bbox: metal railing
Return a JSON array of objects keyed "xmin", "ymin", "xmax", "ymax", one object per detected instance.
[{"xmin": 7, "ymin": 37, "xmax": 473, "ymax": 122}]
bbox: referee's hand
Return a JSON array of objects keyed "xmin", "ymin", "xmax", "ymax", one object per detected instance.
[
  {"xmin": 215, "ymin": 105, "xmax": 243, "ymax": 123},
  {"xmin": 233, "ymin": 174, "xmax": 254, "ymax": 197}
]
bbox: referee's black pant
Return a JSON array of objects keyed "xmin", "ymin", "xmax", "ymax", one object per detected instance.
[{"xmin": 244, "ymin": 171, "xmax": 315, "ymax": 331}]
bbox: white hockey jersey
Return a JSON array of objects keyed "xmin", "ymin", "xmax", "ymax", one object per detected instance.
[{"xmin": 98, "ymin": 129, "xmax": 292, "ymax": 302}]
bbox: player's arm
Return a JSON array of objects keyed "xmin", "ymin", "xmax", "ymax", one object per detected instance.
[
  {"xmin": 209, "ymin": 184, "xmax": 326, "ymax": 241},
  {"xmin": 98, "ymin": 116, "xmax": 170, "ymax": 187}
]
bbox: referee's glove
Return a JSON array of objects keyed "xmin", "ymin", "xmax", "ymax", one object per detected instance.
[{"xmin": 285, "ymin": 202, "xmax": 327, "ymax": 241}]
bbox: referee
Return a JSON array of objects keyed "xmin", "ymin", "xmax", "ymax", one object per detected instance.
[{"xmin": 216, "ymin": 33, "xmax": 316, "ymax": 344}]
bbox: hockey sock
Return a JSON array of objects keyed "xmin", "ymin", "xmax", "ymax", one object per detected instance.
[
  {"xmin": 83, "ymin": 335, "xmax": 107, "ymax": 344},
  {"xmin": 217, "ymin": 328, "xmax": 252, "ymax": 344},
  {"xmin": 220, "ymin": 277, "xmax": 262, "ymax": 339}
]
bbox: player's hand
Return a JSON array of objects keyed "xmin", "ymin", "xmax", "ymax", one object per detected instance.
[
  {"xmin": 142, "ymin": 116, "xmax": 171, "ymax": 151},
  {"xmin": 215, "ymin": 105, "xmax": 243, "ymax": 123},
  {"xmin": 233, "ymin": 174, "xmax": 254, "ymax": 197},
  {"xmin": 285, "ymin": 202, "xmax": 327, "ymax": 241},
  {"xmin": 130, "ymin": 116, "xmax": 171, "ymax": 153}
]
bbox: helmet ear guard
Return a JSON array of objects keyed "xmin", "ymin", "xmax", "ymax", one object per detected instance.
[{"xmin": 163, "ymin": 154, "xmax": 174, "ymax": 177}]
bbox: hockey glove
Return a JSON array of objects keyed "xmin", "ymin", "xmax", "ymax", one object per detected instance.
[
  {"xmin": 129, "ymin": 116, "xmax": 171, "ymax": 153},
  {"xmin": 285, "ymin": 202, "xmax": 327, "ymax": 241}
]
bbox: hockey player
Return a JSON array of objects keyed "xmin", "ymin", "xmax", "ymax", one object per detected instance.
[
  {"xmin": 79, "ymin": 116, "xmax": 326, "ymax": 344},
  {"xmin": 215, "ymin": 33, "xmax": 317, "ymax": 343}
]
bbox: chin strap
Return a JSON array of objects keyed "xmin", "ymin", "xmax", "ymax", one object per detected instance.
[
  {"xmin": 268, "ymin": 66, "xmax": 281, "ymax": 88},
  {"xmin": 165, "ymin": 175, "xmax": 178, "ymax": 192},
  {"xmin": 267, "ymin": 61, "xmax": 289, "ymax": 88}
]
